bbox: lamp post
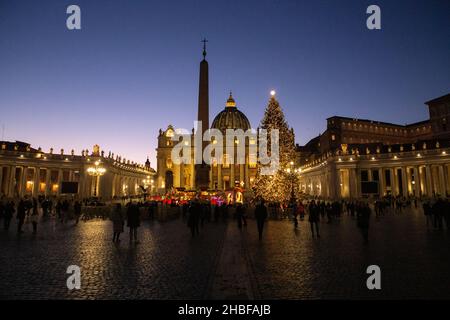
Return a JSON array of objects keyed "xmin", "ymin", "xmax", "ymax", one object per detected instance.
[
  {"xmin": 87, "ymin": 161, "xmax": 106, "ymax": 197},
  {"xmin": 285, "ymin": 161, "xmax": 300, "ymax": 203}
]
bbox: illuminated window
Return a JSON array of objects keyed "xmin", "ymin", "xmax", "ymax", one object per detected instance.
[{"xmin": 331, "ymin": 134, "xmax": 336, "ymax": 141}]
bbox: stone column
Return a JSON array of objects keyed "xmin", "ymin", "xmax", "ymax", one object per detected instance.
[
  {"xmin": 425, "ymin": 165, "xmax": 433, "ymax": 197},
  {"xmin": 45, "ymin": 169, "xmax": 51, "ymax": 196},
  {"xmin": 413, "ymin": 166, "xmax": 420, "ymax": 197},
  {"xmin": 438, "ymin": 165, "xmax": 446, "ymax": 197},
  {"xmin": 378, "ymin": 168, "xmax": 385, "ymax": 196},
  {"xmin": 57, "ymin": 169, "xmax": 63, "ymax": 196},
  {"xmin": 209, "ymin": 167, "xmax": 213, "ymax": 189},
  {"xmin": 190, "ymin": 161, "xmax": 195, "ymax": 189},
  {"xmin": 8, "ymin": 166, "xmax": 16, "ymax": 197},
  {"xmin": 180, "ymin": 163, "xmax": 184, "ymax": 188},
  {"xmin": 245, "ymin": 163, "xmax": 249, "ymax": 190},
  {"xmin": 33, "ymin": 167, "xmax": 40, "ymax": 196},
  {"xmin": 239, "ymin": 164, "xmax": 244, "ymax": 188},
  {"xmin": 217, "ymin": 164, "xmax": 222, "ymax": 190},
  {"xmin": 349, "ymin": 168, "xmax": 357, "ymax": 199},
  {"xmin": 392, "ymin": 168, "xmax": 398, "ymax": 196},
  {"xmin": 401, "ymin": 167, "xmax": 408, "ymax": 197},
  {"xmin": 20, "ymin": 167, "xmax": 27, "ymax": 197},
  {"xmin": 230, "ymin": 163, "xmax": 235, "ymax": 189},
  {"xmin": 355, "ymin": 168, "xmax": 361, "ymax": 198},
  {"xmin": 446, "ymin": 165, "xmax": 450, "ymax": 196}
]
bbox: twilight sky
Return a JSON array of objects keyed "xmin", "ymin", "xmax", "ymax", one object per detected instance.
[{"xmin": 0, "ymin": 0, "xmax": 449, "ymax": 166}]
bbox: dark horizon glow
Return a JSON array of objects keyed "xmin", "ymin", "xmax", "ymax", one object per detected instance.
[{"xmin": 1, "ymin": 0, "xmax": 449, "ymax": 166}]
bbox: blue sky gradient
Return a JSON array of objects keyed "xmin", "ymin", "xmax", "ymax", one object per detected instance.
[{"xmin": 1, "ymin": 0, "xmax": 449, "ymax": 166}]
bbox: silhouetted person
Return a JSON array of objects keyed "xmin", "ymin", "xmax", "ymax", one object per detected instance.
[
  {"xmin": 74, "ymin": 200, "xmax": 82, "ymax": 225},
  {"xmin": 255, "ymin": 200, "xmax": 268, "ymax": 240},
  {"xmin": 30, "ymin": 198, "xmax": 39, "ymax": 234},
  {"xmin": 127, "ymin": 202, "xmax": 140, "ymax": 243},
  {"xmin": 111, "ymin": 203, "xmax": 124, "ymax": 243},
  {"xmin": 147, "ymin": 202, "xmax": 155, "ymax": 220},
  {"xmin": 4, "ymin": 201, "xmax": 14, "ymax": 230},
  {"xmin": 308, "ymin": 201, "xmax": 320, "ymax": 238},
  {"xmin": 188, "ymin": 199, "xmax": 200, "ymax": 237},
  {"xmin": 423, "ymin": 201, "xmax": 432, "ymax": 228},
  {"xmin": 56, "ymin": 200, "xmax": 62, "ymax": 221},
  {"xmin": 357, "ymin": 203, "xmax": 371, "ymax": 244},
  {"xmin": 17, "ymin": 200, "xmax": 26, "ymax": 234},
  {"xmin": 236, "ymin": 203, "xmax": 245, "ymax": 230}
]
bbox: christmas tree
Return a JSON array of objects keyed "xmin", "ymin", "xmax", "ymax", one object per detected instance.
[{"xmin": 253, "ymin": 91, "xmax": 299, "ymax": 203}]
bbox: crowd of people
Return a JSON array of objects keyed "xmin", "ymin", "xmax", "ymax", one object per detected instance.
[{"xmin": 0, "ymin": 194, "xmax": 449, "ymax": 245}]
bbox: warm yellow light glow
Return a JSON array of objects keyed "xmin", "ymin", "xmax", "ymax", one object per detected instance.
[
  {"xmin": 270, "ymin": 90, "xmax": 276, "ymax": 96},
  {"xmin": 442, "ymin": 151, "xmax": 447, "ymax": 155}
]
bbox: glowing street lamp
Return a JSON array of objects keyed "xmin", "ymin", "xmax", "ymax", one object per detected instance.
[{"xmin": 87, "ymin": 160, "xmax": 106, "ymax": 197}]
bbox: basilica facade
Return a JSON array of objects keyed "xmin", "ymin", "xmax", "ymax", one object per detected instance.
[{"xmin": 156, "ymin": 93, "xmax": 258, "ymax": 194}]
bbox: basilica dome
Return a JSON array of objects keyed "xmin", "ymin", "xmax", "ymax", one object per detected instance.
[{"xmin": 211, "ymin": 93, "xmax": 251, "ymax": 131}]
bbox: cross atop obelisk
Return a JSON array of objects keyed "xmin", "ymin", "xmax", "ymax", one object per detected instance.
[{"xmin": 201, "ymin": 38, "xmax": 208, "ymax": 59}]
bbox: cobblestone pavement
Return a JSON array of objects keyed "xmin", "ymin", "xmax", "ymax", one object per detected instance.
[
  {"xmin": 0, "ymin": 208, "xmax": 449, "ymax": 299},
  {"xmin": 242, "ymin": 208, "xmax": 450, "ymax": 299},
  {"xmin": 0, "ymin": 217, "xmax": 226, "ymax": 299}
]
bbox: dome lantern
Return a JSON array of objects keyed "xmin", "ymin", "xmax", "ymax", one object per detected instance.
[{"xmin": 226, "ymin": 91, "xmax": 236, "ymax": 108}]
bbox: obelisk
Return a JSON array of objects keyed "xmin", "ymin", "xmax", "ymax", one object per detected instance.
[{"xmin": 195, "ymin": 38, "xmax": 211, "ymax": 190}]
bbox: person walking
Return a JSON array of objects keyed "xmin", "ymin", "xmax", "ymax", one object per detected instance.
[
  {"xmin": 56, "ymin": 200, "xmax": 62, "ymax": 222},
  {"xmin": 357, "ymin": 203, "xmax": 371, "ymax": 244},
  {"xmin": 111, "ymin": 203, "xmax": 124, "ymax": 243},
  {"xmin": 254, "ymin": 199, "xmax": 268, "ymax": 240},
  {"xmin": 17, "ymin": 199, "xmax": 27, "ymax": 234},
  {"xmin": 73, "ymin": 200, "xmax": 82, "ymax": 225},
  {"xmin": 4, "ymin": 200, "xmax": 14, "ymax": 230},
  {"xmin": 188, "ymin": 199, "xmax": 200, "ymax": 237},
  {"xmin": 298, "ymin": 201, "xmax": 305, "ymax": 220},
  {"xmin": 126, "ymin": 202, "xmax": 140, "ymax": 243},
  {"xmin": 308, "ymin": 200, "xmax": 320, "ymax": 238},
  {"xmin": 236, "ymin": 203, "xmax": 245, "ymax": 230},
  {"xmin": 30, "ymin": 198, "xmax": 39, "ymax": 234},
  {"xmin": 423, "ymin": 201, "xmax": 432, "ymax": 228}
]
